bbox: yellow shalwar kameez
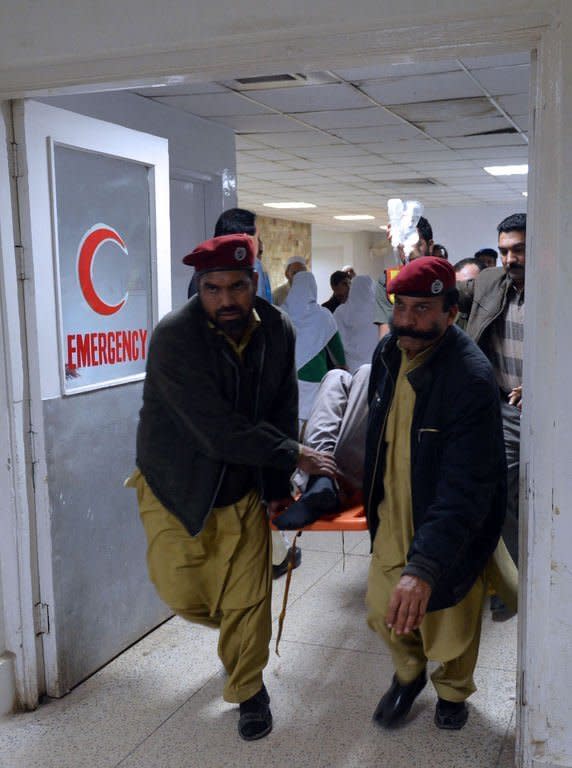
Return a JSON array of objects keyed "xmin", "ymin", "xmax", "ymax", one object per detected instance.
[
  {"xmin": 366, "ymin": 346, "xmax": 485, "ymax": 702},
  {"xmin": 126, "ymin": 316, "xmax": 272, "ymax": 704}
]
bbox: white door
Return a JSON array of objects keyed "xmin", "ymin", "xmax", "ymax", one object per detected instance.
[{"xmin": 13, "ymin": 99, "xmax": 172, "ymax": 696}]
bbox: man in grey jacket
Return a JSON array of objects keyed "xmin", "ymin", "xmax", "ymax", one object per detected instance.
[
  {"xmin": 127, "ymin": 234, "xmax": 335, "ymax": 741},
  {"xmin": 458, "ymin": 213, "xmax": 526, "ymax": 601}
]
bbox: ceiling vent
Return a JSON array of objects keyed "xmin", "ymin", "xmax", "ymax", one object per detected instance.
[{"xmin": 224, "ymin": 71, "xmax": 339, "ymax": 91}]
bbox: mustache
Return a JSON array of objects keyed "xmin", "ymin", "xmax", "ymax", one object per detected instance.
[
  {"xmin": 390, "ymin": 321, "xmax": 442, "ymax": 341},
  {"xmin": 216, "ymin": 306, "xmax": 243, "ymax": 318}
]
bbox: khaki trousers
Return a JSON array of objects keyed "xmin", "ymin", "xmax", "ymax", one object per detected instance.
[
  {"xmin": 127, "ymin": 469, "xmax": 272, "ymax": 703},
  {"xmin": 367, "ymin": 536, "xmax": 485, "ymax": 702}
]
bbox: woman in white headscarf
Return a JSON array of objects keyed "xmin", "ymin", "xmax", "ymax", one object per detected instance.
[
  {"xmin": 283, "ymin": 271, "xmax": 346, "ymax": 423},
  {"xmin": 333, "ymin": 275, "xmax": 378, "ymax": 374}
]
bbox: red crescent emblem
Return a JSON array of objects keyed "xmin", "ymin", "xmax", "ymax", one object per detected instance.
[{"xmin": 77, "ymin": 224, "xmax": 128, "ymax": 316}]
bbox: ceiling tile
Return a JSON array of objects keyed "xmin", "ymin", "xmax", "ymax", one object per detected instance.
[
  {"xmin": 331, "ymin": 123, "xmax": 422, "ymax": 143},
  {"xmin": 496, "ymin": 93, "xmax": 530, "ymax": 114},
  {"xmin": 360, "ymin": 139, "xmax": 447, "ymax": 155},
  {"xmin": 299, "ymin": 107, "xmax": 401, "ymax": 129},
  {"xmin": 332, "ymin": 60, "xmax": 461, "ymax": 81},
  {"xmin": 235, "ymin": 135, "xmax": 267, "ymax": 150},
  {"xmin": 442, "ymin": 134, "xmax": 528, "ymax": 149},
  {"xmin": 218, "ymin": 114, "xmax": 307, "ymax": 132},
  {"xmin": 459, "ymin": 52, "xmax": 530, "ymax": 70},
  {"xmin": 453, "ymin": 147, "xmax": 529, "ymax": 161},
  {"xmin": 470, "ymin": 65, "xmax": 530, "ymax": 96},
  {"xmin": 420, "ymin": 115, "xmax": 514, "ymax": 138},
  {"xmin": 243, "ymin": 131, "xmax": 343, "ymax": 148},
  {"xmin": 239, "ymin": 148, "xmax": 302, "ymax": 162},
  {"xmin": 360, "ymin": 71, "xmax": 482, "ymax": 106},
  {"xmin": 135, "ymin": 82, "xmax": 227, "ymax": 98},
  {"xmin": 153, "ymin": 92, "xmax": 271, "ymax": 117},
  {"xmin": 292, "ymin": 145, "xmax": 371, "ymax": 159},
  {"xmin": 391, "ymin": 97, "xmax": 497, "ymax": 122},
  {"xmin": 246, "ymin": 83, "xmax": 372, "ymax": 112}
]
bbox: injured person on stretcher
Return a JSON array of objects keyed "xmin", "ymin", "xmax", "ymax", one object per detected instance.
[{"xmin": 273, "ymin": 364, "xmax": 370, "ymax": 530}]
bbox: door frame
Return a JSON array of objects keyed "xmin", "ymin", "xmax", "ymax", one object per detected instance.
[
  {"xmin": 11, "ymin": 99, "xmax": 171, "ymax": 697},
  {"xmin": 0, "ymin": 103, "xmax": 40, "ymax": 710}
]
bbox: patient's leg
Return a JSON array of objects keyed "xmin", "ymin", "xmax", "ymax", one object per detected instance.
[{"xmin": 275, "ymin": 366, "xmax": 371, "ymax": 530}]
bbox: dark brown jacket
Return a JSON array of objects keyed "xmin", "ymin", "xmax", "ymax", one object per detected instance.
[{"xmin": 136, "ymin": 296, "xmax": 300, "ymax": 536}]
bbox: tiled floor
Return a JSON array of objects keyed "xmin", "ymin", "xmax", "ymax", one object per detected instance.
[{"xmin": 0, "ymin": 531, "xmax": 517, "ymax": 768}]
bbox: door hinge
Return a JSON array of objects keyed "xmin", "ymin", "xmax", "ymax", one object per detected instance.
[
  {"xmin": 518, "ymin": 667, "xmax": 526, "ymax": 706},
  {"xmin": 33, "ymin": 602, "xmax": 50, "ymax": 636},
  {"xmin": 15, "ymin": 245, "xmax": 25, "ymax": 280},
  {"xmin": 9, "ymin": 142, "xmax": 20, "ymax": 179}
]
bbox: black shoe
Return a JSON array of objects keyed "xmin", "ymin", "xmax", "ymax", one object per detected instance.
[
  {"xmin": 434, "ymin": 698, "xmax": 468, "ymax": 730},
  {"xmin": 272, "ymin": 546, "xmax": 302, "ymax": 579},
  {"xmin": 274, "ymin": 477, "xmax": 339, "ymax": 530},
  {"xmin": 372, "ymin": 670, "xmax": 427, "ymax": 728},
  {"xmin": 238, "ymin": 684, "xmax": 273, "ymax": 741},
  {"xmin": 490, "ymin": 594, "xmax": 516, "ymax": 623}
]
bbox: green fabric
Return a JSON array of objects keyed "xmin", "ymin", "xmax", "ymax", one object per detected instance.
[
  {"xmin": 298, "ymin": 349, "xmax": 328, "ymax": 382},
  {"xmin": 298, "ymin": 332, "xmax": 346, "ymax": 382},
  {"xmin": 326, "ymin": 331, "xmax": 346, "ymax": 368}
]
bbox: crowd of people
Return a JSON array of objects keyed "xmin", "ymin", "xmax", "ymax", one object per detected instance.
[{"xmin": 126, "ymin": 205, "xmax": 525, "ymax": 742}]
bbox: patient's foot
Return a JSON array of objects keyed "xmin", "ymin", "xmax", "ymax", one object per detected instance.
[{"xmin": 274, "ymin": 477, "xmax": 339, "ymax": 529}]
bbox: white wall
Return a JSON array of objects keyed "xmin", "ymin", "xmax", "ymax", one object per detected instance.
[{"xmin": 311, "ymin": 228, "xmax": 387, "ymax": 302}]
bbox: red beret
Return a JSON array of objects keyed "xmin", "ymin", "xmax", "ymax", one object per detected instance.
[
  {"xmin": 183, "ymin": 234, "xmax": 256, "ymax": 272},
  {"xmin": 388, "ymin": 256, "xmax": 456, "ymax": 297}
]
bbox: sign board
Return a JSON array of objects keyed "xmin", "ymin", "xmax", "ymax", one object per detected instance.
[{"xmin": 51, "ymin": 143, "xmax": 153, "ymax": 394}]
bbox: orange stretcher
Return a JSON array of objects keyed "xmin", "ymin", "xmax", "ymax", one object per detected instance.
[{"xmin": 269, "ymin": 503, "xmax": 367, "ymax": 532}]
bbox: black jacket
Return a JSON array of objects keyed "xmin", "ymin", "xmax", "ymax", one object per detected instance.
[
  {"xmin": 363, "ymin": 325, "xmax": 507, "ymax": 612},
  {"xmin": 136, "ymin": 296, "xmax": 300, "ymax": 536}
]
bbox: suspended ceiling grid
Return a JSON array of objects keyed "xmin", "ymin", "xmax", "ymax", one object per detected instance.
[{"xmin": 135, "ymin": 52, "xmax": 530, "ymax": 231}]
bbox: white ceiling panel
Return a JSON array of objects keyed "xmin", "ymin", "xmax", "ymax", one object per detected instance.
[
  {"xmin": 134, "ymin": 50, "xmax": 531, "ymax": 230},
  {"xmin": 136, "ymin": 82, "xmax": 228, "ymax": 98},
  {"xmin": 153, "ymin": 92, "xmax": 271, "ymax": 117},
  {"xmin": 213, "ymin": 114, "xmax": 308, "ymax": 132},
  {"xmin": 361, "ymin": 72, "xmax": 482, "ymax": 106},
  {"xmin": 453, "ymin": 147, "xmax": 529, "ymax": 161},
  {"xmin": 391, "ymin": 97, "xmax": 497, "ymax": 122},
  {"xmin": 244, "ymin": 131, "xmax": 343, "ymax": 148},
  {"xmin": 459, "ymin": 52, "xmax": 530, "ymax": 70},
  {"xmin": 292, "ymin": 145, "xmax": 371, "ymax": 159},
  {"xmin": 247, "ymin": 83, "xmax": 372, "ymax": 112},
  {"xmin": 235, "ymin": 135, "xmax": 268, "ymax": 150},
  {"xmin": 299, "ymin": 107, "xmax": 402, "ymax": 129},
  {"xmin": 331, "ymin": 123, "xmax": 422, "ymax": 143},
  {"xmin": 240, "ymin": 148, "xmax": 303, "ymax": 162},
  {"xmin": 360, "ymin": 139, "xmax": 447, "ymax": 155},
  {"xmin": 420, "ymin": 115, "xmax": 514, "ymax": 138},
  {"xmin": 332, "ymin": 60, "xmax": 461, "ymax": 81},
  {"xmin": 496, "ymin": 93, "xmax": 531, "ymax": 114},
  {"xmin": 470, "ymin": 65, "xmax": 530, "ymax": 96},
  {"xmin": 443, "ymin": 134, "xmax": 528, "ymax": 149}
]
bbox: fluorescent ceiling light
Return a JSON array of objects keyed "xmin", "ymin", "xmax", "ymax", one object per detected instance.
[
  {"xmin": 379, "ymin": 225, "xmax": 388, "ymax": 230},
  {"xmin": 263, "ymin": 201, "xmax": 316, "ymax": 209},
  {"xmin": 334, "ymin": 214, "xmax": 375, "ymax": 221},
  {"xmin": 483, "ymin": 164, "xmax": 529, "ymax": 177}
]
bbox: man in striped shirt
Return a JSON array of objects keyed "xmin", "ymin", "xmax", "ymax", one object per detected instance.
[{"xmin": 457, "ymin": 213, "xmax": 526, "ymax": 618}]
